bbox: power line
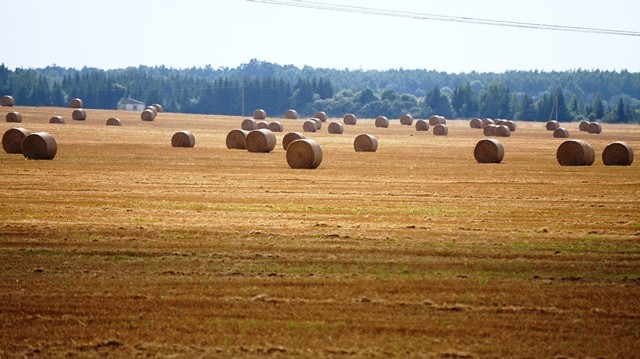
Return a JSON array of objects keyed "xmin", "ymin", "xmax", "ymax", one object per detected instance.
[{"xmin": 247, "ymin": 0, "xmax": 640, "ymax": 37}]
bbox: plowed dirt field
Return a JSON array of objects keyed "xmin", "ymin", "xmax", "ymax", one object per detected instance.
[{"xmin": 1, "ymin": 107, "xmax": 639, "ymax": 357}]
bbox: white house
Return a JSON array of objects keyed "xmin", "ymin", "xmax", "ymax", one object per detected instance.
[{"xmin": 123, "ymin": 97, "xmax": 145, "ymax": 111}]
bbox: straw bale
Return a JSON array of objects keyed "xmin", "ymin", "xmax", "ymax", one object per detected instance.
[
  {"xmin": 2, "ymin": 127, "xmax": 30, "ymax": 154},
  {"xmin": 399, "ymin": 114, "xmax": 413, "ymax": 125},
  {"xmin": 343, "ymin": 113, "xmax": 357, "ymax": 125},
  {"xmin": 556, "ymin": 140, "xmax": 595, "ymax": 166},
  {"xmin": 353, "ymin": 134, "xmax": 378, "ymax": 152},
  {"xmin": 22, "ymin": 132, "xmax": 57, "ymax": 160},
  {"xmin": 286, "ymin": 139, "xmax": 323, "ymax": 169},
  {"xmin": 282, "ymin": 131, "xmax": 306, "ymax": 150},
  {"xmin": 6, "ymin": 111, "xmax": 22, "ymax": 123},
  {"xmin": 474, "ymin": 138, "xmax": 504, "ymax": 163},
  {"xmin": 415, "ymin": 119, "xmax": 429, "ymax": 131},
  {"xmin": 171, "ymin": 130, "xmax": 196, "ymax": 148},
  {"xmin": 245, "ymin": 129, "xmax": 276, "ymax": 153},
  {"xmin": 328, "ymin": 121, "xmax": 344, "ymax": 134},
  {"xmin": 602, "ymin": 141, "xmax": 634, "ymax": 166},
  {"xmin": 226, "ymin": 129, "xmax": 249, "ymax": 149},
  {"xmin": 374, "ymin": 116, "xmax": 389, "ymax": 128}
]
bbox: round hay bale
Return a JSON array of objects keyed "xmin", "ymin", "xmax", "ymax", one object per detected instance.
[
  {"xmin": 151, "ymin": 103, "xmax": 164, "ymax": 113},
  {"xmin": 483, "ymin": 124, "xmax": 497, "ymax": 136},
  {"xmin": 141, "ymin": 109, "xmax": 156, "ymax": 121},
  {"xmin": 268, "ymin": 121, "xmax": 283, "ymax": 132},
  {"xmin": 400, "ymin": 114, "xmax": 413, "ymax": 126},
  {"xmin": 587, "ymin": 122, "xmax": 602, "ymax": 134},
  {"xmin": 253, "ymin": 109, "xmax": 267, "ymax": 120},
  {"xmin": 310, "ymin": 117, "xmax": 322, "ymax": 130},
  {"xmin": 226, "ymin": 129, "xmax": 249, "ymax": 150},
  {"xmin": 470, "ymin": 118, "xmax": 483, "ymax": 129},
  {"xmin": 429, "ymin": 115, "xmax": 446, "ymax": 126},
  {"xmin": 245, "ymin": 129, "xmax": 276, "ymax": 153},
  {"xmin": 1, "ymin": 95, "xmax": 15, "ymax": 107},
  {"xmin": 256, "ymin": 121, "xmax": 269, "ymax": 129},
  {"xmin": 415, "ymin": 119, "xmax": 429, "ymax": 131},
  {"xmin": 6, "ymin": 111, "xmax": 22, "ymax": 123},
  {"xmin": 303, "ymin": 120, "xmax": 318, "ymax": 133},
  {"xmin": 286, "ymin": 139, "xmax": 323, "ymax": 169},
  {"xmin": 284, "ymin": 109, "xmax": 298, "ymax": 119},
  {"xmin": 482, "ymin": 118, "xmax": 495, "ymax": 127},
  {"xmin": 504, "ymin": 120, "xmax": 517, "ymax": 132},
  {"xmin": 21, "ymin": 132, "xmax": 57, "ymax": 160},
  {"xmin": 2, "ymin": 127, "xmax": 31, "ymax": 154},
  {"xmin": 494, "ymin": 125, "xmax": 511, "ymax": 137},
  {"xmin": 71, "ymin": 109, "xmax": 86, "ymax": 121},
  {"xmin": 314, "ymin": 111, "xmax": 328, "ymax": 122},
  {"xmin": 433, "ymin": 124, "xmax": 448, "ymax": 136},
  {"xmin": 374, "ymin": 116, "xmax": 389, "ymax": 128},
  {"xmin": 144, "ymin": 106, "xmax": 158, "ymax": 116},
  {"xmin": 602, "ymin": 141, "xmax": 634, "ymax": 166},
  {"xmin": 578, "ymin": 120, "xmax": 590, "ymax": 132},
  {"xmin": 343, "ymin": 113, "xmax": 357, "ymax": 125},
  {"xmin": 328, "ymin": 121, "xmax": 344, "ymax": 134},
  {"xmin": 354, "ymin": 134, "xmax": 378, "ymax": 152},
  {"xmin": 171, "ymin": 130, "xmax": 196, "ymax": 148},
  {"xmin": 556, "ymin": 140, "xmax": 595, "ymax": 166},
  {"xmin": 49, "ymin": 116, "xmax": 65, "ymax": 124},
  {"xmin": 474, "ymin": 138, "xmax": 504, "ymax": 164},
  {"xmin": 553, "ymin": 127, "xmax": 569, "ymax": 138},
  {"xmin": 241, "ymin": 118, "xmax": 257, "ymax": 131},
  {"xmin": 546, "ymin": 120, "xmax": 559, "ymax": 131},
  {"xmin": 69, "ymin": 98, "xmax": 83, "ymax": 108},
  {"xmin": 106, "ymin": 117, "xmax": 122, "ymax": 126},
  {"xmin": 282, "ymin": 131, "xmax": 306, "ymax": 150}
]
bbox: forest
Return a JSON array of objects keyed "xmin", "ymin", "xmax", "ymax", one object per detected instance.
[{"xmin": 1, "ymin": 59, "xmax": 639, "ymax": 123}]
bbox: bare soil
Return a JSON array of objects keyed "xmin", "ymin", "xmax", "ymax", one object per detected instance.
[{"xmin": 1, "ymin": 107, "xmax": 639, "ymax": 358}]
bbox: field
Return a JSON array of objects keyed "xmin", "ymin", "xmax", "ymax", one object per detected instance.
[{"xmin": 1, "ymin": 107, "xmax": 639, "ymax": 358}]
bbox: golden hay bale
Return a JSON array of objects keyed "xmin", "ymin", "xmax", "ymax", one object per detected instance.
[
  {"xmin": 415, "ymin": 119, "xmax": 429, "ymax": 131},
  {"xmin": 504, "ymin": 120, "xmax": 517, "ymax": 132},
  {"xmin": 556, "ymin": 139, "xmax": 595, "ymax": 166},
  {"xmin": 546, "ymin": 120, "xmax": 559, "ymax": 130},
  {"xmin": 2, "ymin": 127, "xmax": 31, "ymax": 154},
  {"xmin": 141, "ymin": 109, "xmax": 156, "ymax": 121},
  {"xmin": 483, "ymin": 124, "xmax": 497, "ymax": 136},
  {"xmin": 241, "ymin": 118, "xmax": 257, "ymax": 131},
  {"xmin": 72, "ymin": 109, "xmax": 87, "ymax": 121},
  {"xmin": 494, "ymin": 125, "xmax": 511, "ymax": 137},
  {"xmin": 314, "ymin": 111, "xmax": 328, "ymax": 122},
  {"xmin": 303, "ymin": 120, "xmax": 318, "ymax": 133},
  {"xmin": 470, "ymin": 118, "xmax": 483, "ymax": 129},
  {"xmin": 49, "ymin": 116, "xmax": 65, "ymax": 124},
  {"xmin": 22, "ymin": 132, "xmax": 57, "ymax": 160},
  {"xmin": 343, "ymin": 113, "xmax": 357, "ymax": 125},
  {"xmin": 253, "ymin": 109, "xmax": 267, "ymax": 120},
  {"xmin": 1, "ymin": 95, "xmax": 15, "ymax": 107},
  {"xmin": 400, "ymin": 114, "xmax": 413, "ymax": 126},
  {"xmin": 286, "ymin": 139, "xmax": 323, "ymax": 169},
  {"xmin": 171, "ymin": 130, "xmax": 195, "ymax": 148},
  {"xmin": 579, "ymin": 120, "xmax": 590, "ymax": 132},
  {"xmin": 587, "ymin": 122, "xmax": 602, "ymax": 134},
  {"xmin": 245, "ymin": 129, "xmax": 276, "ymax": 153},
  {"xmin": 328, "ymin": 121, "xmax": 344, "ymax": 134},
  {"xmin": 285, "ymin": 109, "xmax": 298, "ymax": 119},
  {"xmin": 69, "ymin": 98, "xmax": 83, "ymax": 108},
  {"xmin": 256, "ymin": 121, "xmax": 269, "ymax": 129},
  {"xmin": 553, "ymin": 127, "xmax": 569, "ymax": 138},
  {"xmin": 310, "ymin": 117, "xmax": 322, "ymax": 130},
  {"xmin": 151, "ymin": 103, "xmax": 164, "ymax": 113},
  {"xmin": 282, "ymin": 131, "xmax": 306, "ymax": 150},
  {"xmin": 226, "ymin": 129, "xmax": 249, "ymax": 149},
  {"xmin": 474, "ymin": 138, "xmax": 504, "ymax": 163},
  {"xmin": 429, "ymin": 115, "xmax": 446, "ymax": 126},
  {"xmin": 268, "ymin": 121, "xmax": 283, "ymax": 132},
  {"xmin": 354, "ymin": 134, "xmax": 378, "ymax": 152},
  {"xmin": 433, "ymin": 124, "xmax": 448, "ymax": 136},
  {"xmin": 6, "ymin": 111, "xmax": 22, "ymax": 123},
  {"xmin": 602, "ymin": 141, "xmax": 634, "ymax": 166},
  {"xmin": 482, "ymin": 118, "xmax": 495, "ymax": 127},
  {"xmin": 375, "ymin": 116, "xmax": 389, "ymax": 128},
  {"xmin": 106, "ymin": 117, "xmax": 121, "ymax": 126}
]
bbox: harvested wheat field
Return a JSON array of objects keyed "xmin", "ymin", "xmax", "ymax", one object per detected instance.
[{"xmin": 1, "ymin": 106, "xmax": 639, "ymax": 358}]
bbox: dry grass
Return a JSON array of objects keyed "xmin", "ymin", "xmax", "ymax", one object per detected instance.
[{"xmin": 1, "ymin": 107, "xmax": 639, "ymax": 358}]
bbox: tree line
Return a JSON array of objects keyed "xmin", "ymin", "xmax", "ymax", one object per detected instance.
[{"xmin": 1, "ymin": 60, "xmax": 638, "ymax": 123}]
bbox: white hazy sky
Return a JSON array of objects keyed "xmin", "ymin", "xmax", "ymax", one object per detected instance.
[{"xmin": 2, "ymin": 0, "xmax": 639, "ymax": 73}]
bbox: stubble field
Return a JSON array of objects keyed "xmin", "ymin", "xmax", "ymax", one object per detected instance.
[{"xmin": 1, "ymin": 106, "xmax": 639, "ymax": 358}]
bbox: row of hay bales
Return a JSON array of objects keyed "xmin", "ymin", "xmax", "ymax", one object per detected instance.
[
  {"xmin": 470, "ymin": 118, "xmax": 517, "ymax": 138},
  {"xmin": 2, "ymin": 127, "xmax": 57, "ymax": 159},
  {"xmin": 141, "ymin": 104, "xmax": 164, "ymax": 121},
  {"xmin": 547, "ymin": 120, "xmax": 602, "ymax": 137}
]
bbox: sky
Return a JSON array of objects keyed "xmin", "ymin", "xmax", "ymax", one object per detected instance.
[{"xmin": 2, "ymin": 0, "xmax": 639, "ymax": 73}]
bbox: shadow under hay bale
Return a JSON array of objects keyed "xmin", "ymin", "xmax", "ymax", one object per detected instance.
[
  {"xmin": 400, "ymin": 114, "xmax": 413, "ymax": 126},
  {"xmin": 344, "ymin": 113, "xmax": 357, "ymax": 125},
  {"xmin": 2, "ymin": 127, "xmax": 31, "ymax": 154},
  {"xmin": 286, "ymin": 139, "xmax": 323, "ymax": 169},
  {"xmin": 433, "ymin": 124, "xmax": 448, "ymax": 136},
  {"xmin": 553, "ymin": 128, "xmax": 569, "ymax": 138},
  {"xmin": 246, "ymin": 129, "xmax": 276, "ymax": 153},
  {"xmin": 253, "ymin": 109, "xmax": 267, "ymax": 120},
  {"xmin": 69, "ymin": 98, "xmax": 83, "ymax": 108},
  {"xmin": 6, "ymin": 111, "xmax": 22, "ymax": 123},
  {"xmin": 303, "ymin": 120, "xmax": 318, "ymax": 133},
  {"xmin": 375, "ymin": 116, "xmax": 389, "ymax": 128},
  {"xmin": 49, "ymin": 116, "xmax": 65, "ymax": 124},
  {"xmin": 546, "ymin": 120, "xmax": 559, "ymax": 131},
  {"xmin": 474, "ymin": 138, "xmax": 504, "ymax": 164},
  {"xmin": 268, "ymin": 121, "xmax": 283, "ymax": 132},
  {"xmin": 415, "ymin": 119, "xmax": 429, "ymax": 132},
  {"xmin": 328, "ymin": 121, "xmax": 344, "ymax": 134},
  {"xmin": 587, "ymin": 122, "xmax": 602, "ymax": 134},
  {"xmin": 285, "ymin": 109, "xmax": 298, "ymax": 119},
  {"xmin": 602, "ymin": 141, "xmax": 634, "ymax": 166},
  {"xmin": 470, "ymin": 118, "xmax": 483, "ymax": 129},
  {"xmin": 241, "ymin": 118, "xmax": 257, "ymax": 131},
  {"xmin": 1, "ymin": 95, "xmax": 15, "ymax": 107},
  {"xmin": 314, "ymin": 111, "xmax": 328, "ymax": 122},
  {"xmin": 226, "ymin": 129, "xmax": 249, "ymax": 149},
  {"xmin": 556, "ymin": 139, "xmax": 595, "ymax": 166},
  {"xmin": 141, "ymin": 109, "xmax": 156, "ymax": 121},
  {"xmin": 22, "ymin": 132, "xmax": 57, "ymax": 160},
  {"xmin": 72, "ymin": 109, "xmax": 87, "ymax": 121},
  {"xmin": 172, "ymin": 130, "xmax": 196, "ymax": 148},
  {"xmin": 106, "ymin": 117, "xmax": 122, "ymax": 126},
  {"xmin": 282, "ymin": 132, "xmax": 306, "ymax": 150},
  {"xmin": 354, "ymin": 134, "xmax": 378, "ymax": 152}
]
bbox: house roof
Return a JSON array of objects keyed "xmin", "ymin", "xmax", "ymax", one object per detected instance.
[{"xmin": 123, "ymin": 97, "xmax": 144, "ymax": 105}]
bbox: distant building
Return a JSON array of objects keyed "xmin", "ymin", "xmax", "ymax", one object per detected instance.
[{"xmin": 123, "ymin": 97, "xmax": 145, "ymax": 111}]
